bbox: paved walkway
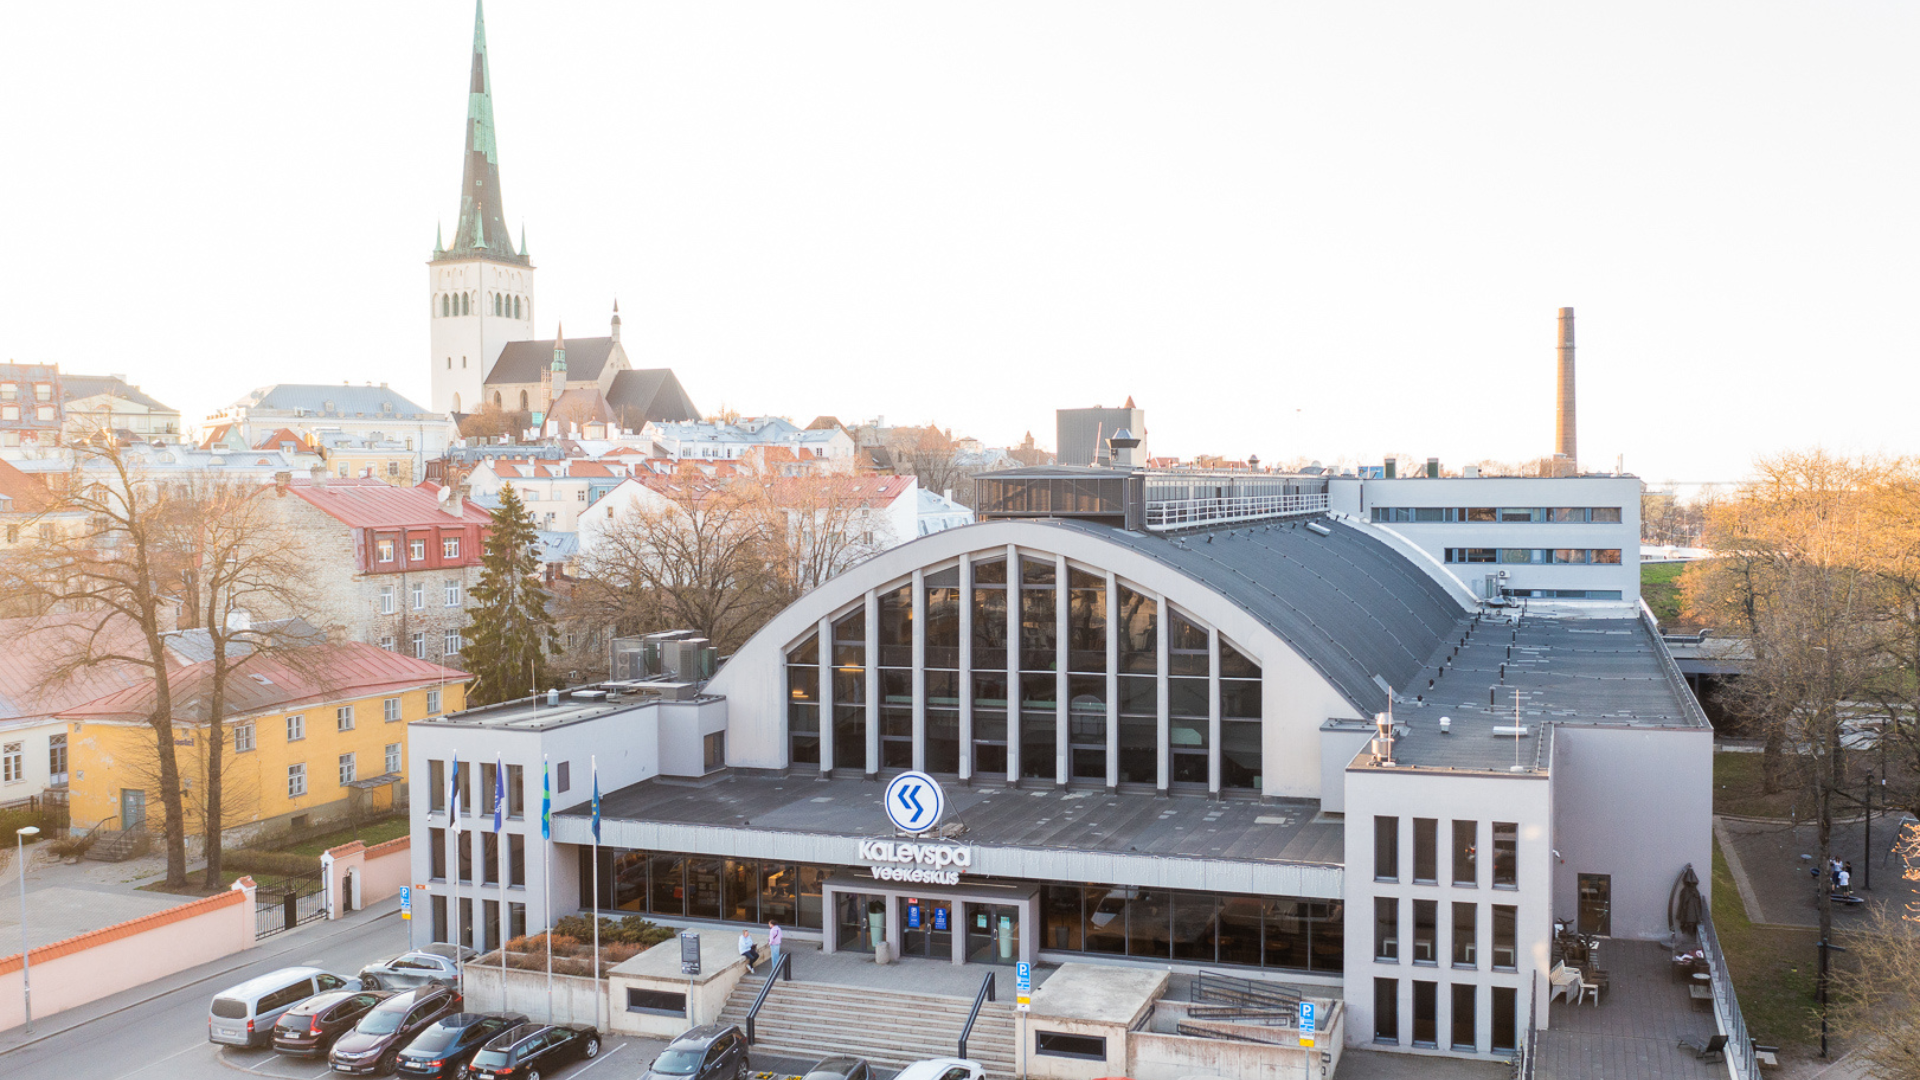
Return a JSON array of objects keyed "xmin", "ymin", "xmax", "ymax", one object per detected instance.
[
  {"xmin": 1338, "ymin": 1049, "xmax": 1505, "ymax": 1079},
  {"xmin": 0, "ymin": 849, "xmax": 187, "ymax": 952},
  {"xmin": 750, "ymin": 939, "xmax": 1056, "ymax": 999},
  {"xmin": 1536, "ymin": 940, "xmax": 1724, "ymax": 1080},
  {"xmin": 1717, "ymin": 814, "xmax": 1918, "ymax": 928}
]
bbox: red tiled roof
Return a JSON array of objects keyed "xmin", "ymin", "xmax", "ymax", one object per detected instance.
[
  {"xmin": 0, "ymin": 458, "xmax": 53, "ymax": 514},
  {"xmin": 59, "ymin": 641, "xmax": 471, "ymax": 722},
  {"xmin": 254, "ymin": 428, "xmax": 311, "ymax": 452},
  {"xmin": 285, "ymin": 478, "xmax": 491, "ymax": 528},
  {"xmin": 0, "ymin": 612, "xmax": 151, "ymax": 724}
]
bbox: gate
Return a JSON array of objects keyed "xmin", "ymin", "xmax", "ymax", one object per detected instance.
[{"xmin": 255, "ymin": 870, "xmax": 328, "ymax": 939}]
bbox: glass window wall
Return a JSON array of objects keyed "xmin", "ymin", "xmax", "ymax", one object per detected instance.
[
  {"xmin": 1042, "ymin": 886, "xmax": 1339, "ymax": 973},
  {"xmin": 832, "ymin": 610, "xmax": 866, "ymax": 771},
  {"xmin": 586, "ymin": 847, "xmax": 827, "ymax": 931},
  {"xmin": 787, "ymin": 634, "xmax": 820, "ymax": 767}
]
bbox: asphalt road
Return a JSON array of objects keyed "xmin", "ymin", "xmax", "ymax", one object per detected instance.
[{"xmin": 0, "ymin": 900, "xmax": 657, "ymax": 1080}]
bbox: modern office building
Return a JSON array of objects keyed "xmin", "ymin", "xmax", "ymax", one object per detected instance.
[{"xmin": 406, "ymin": 462, "xmax": 1706, "ymax": 1063}]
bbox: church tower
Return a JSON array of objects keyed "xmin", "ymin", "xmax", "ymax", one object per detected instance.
[{"xmin": 429, "ymin": 0, "xmax": 534, "ymax": 416}]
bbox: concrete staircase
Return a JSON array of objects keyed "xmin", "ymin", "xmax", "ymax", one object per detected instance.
[
  {"xmin": 718, "ymin": 976, "xmax": 1018, "ymax": 1078},
  {"xmin": 84, "ymin": 825, "xmax": 150, "ymax": 862}
]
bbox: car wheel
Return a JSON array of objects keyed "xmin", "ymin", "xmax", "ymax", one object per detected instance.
[
  {"xmin": 584, "ymin": 1038, "xmax": 600, "ymax": 1059},
  {"xmin": 734, "ymin": 1062, "xmax": 747, "ymax": 1080},
  {"xmin": 379, "ymin": 1049, "xmax": 399, "ymax": 1075},
  {"xmin": 361, "ymin": 974, "xmax": 381, "ymax": 991},
  {"xmin": 527, "ymin": 1072, "xmax": 541, "ymax": 1080}
]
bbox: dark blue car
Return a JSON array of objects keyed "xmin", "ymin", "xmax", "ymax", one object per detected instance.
[{"xmin": 392, "ymin": 1013, "xmax": 526, "ymax": 1079}]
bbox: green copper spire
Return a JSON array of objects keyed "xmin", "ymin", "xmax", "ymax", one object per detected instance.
[
  {"xmin": 440, "ymin": 0, "xmax": 526, "ymax": 265},
  {"xmin": 434, "ymin": 222, "xmax": 444, "ymax": 255},
  {"xmin": 519, "ymin": 224, "xmax": 528, "ymax": 257},
  {"xmin": 552, "ymin": 322, "xmax": 567, "ymax": 371}
]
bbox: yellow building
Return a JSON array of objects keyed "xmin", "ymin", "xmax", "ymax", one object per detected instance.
[{"xmin": 63, "ymin": 642, "xmax": 469, "ymax": 839}]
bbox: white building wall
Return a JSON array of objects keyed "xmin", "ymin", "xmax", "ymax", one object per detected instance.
[
  {"xmin": 1342, "ymin": 767, "xmax": 1554, "ymax": 1057},
  {"xmin": 0, "ymin": 717, "xmax": 68, "ymax": 802},
  {"xmin": 1327, "ymin": 476, "xmax": 1642, "ymax": 600},
  {"xmin": 429, "ymin": 259, "xmax": 535, "ymax": 415}
]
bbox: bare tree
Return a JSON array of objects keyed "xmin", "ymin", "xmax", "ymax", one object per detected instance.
[
  {"xmin": 458, "ymin": 403, "xmax": 532, "ymax": 442},
  {"xmin": 1829, "ymin": 823, "xmax": 1920, "ymax": 1078}
]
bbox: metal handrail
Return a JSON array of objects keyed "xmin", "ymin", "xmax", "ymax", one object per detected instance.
[
  {"xmin": 1518, "ymin": 969, "xmax": 1538, "ymax": 1079},
  {"xmin": 1144, "ymin": 492, "xmax": 1331, "ymax": 531},
  {"xmin": 744, "ymin": 950, "xmax": 793, "ymax": 1045},
  {"xmin": 958, "ymin": 969, "xmax": 997, "ymax": 1060},
  {"xmin": 1699, "ymin": 910, "xmax": 1761, "ymax": 1080}
]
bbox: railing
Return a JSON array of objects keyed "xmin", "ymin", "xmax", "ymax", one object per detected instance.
[
  {"xmin": 1144, "ymin": 491, "xmax": 1330, "ymax": 531},
  {"xmin": 1192, "ymin": 970, "xmax": 1303, "ymax": 1013},
  {"xmin": 1518, "ymin": 969, "xmax": 1538, "ymax": 1080},
  {"xmin": 744, "ymin": 949, "xmax": 793, "ymax": 1045},
  {"xmin": 1699, "ymin": 910, "xmax": 1761, "ymax": 1080},
  {"xmin": 254, "ymin": 869, "xmax": 327, "ymax": 940},
  {"xmin": 958, "ymin": 968, "xmax": 997, "ymax": 1061}
]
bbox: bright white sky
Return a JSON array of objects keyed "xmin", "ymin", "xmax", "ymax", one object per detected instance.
[{"xmin": 2, "ymin": 2, "xmax": 1914, "ymax": 485}]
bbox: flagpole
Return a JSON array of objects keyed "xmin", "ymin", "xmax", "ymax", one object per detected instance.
[
  {"xmin": 447, "ymin": 752, "xmax": 461, "ymax": 997},
  {"xmin": 496, "ymin": 754, "xmax": 507, "ymax": 994},
  {"xmin": 591, "ymin": 755, "xmax": 602, "ymax": 1036},
  {"xmin": 542, "ymin": 754, "xmax": 553, "ymax": 1025}
]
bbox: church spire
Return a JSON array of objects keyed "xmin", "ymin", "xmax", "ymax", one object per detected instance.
[{"xmin": 442, "ymin": 0, "xmax": 525, "ymax": 265}]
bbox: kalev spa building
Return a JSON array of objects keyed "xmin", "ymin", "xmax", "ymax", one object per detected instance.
[{"xmin": 406, "ymin": 463, "xmax": 1710, "ymax": 1061}]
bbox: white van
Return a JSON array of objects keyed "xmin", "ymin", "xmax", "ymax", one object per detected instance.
[{"xmin": 208, "ymin": 966, "xmax": 359, "ymax": 1047}]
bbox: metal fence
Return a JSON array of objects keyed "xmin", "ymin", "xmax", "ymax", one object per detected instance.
[
  {"xmin": 1144, "ymin": 491, "xmax": 1330, "ymax": 531},
  {"xmin": 254, "ymin": 871, "xmax": 328, "ymax": 939},
  {"xmin": 1698, "ymin": 910, "xmax": 1760, "ymax": 1080},
  {"xmin": 1519, "ymin": 969, "xmax": 1539, "ymax": 1079}
]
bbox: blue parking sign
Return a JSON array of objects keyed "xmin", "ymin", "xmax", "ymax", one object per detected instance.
[
  {"xmin": 399, "ymin": 885, "xmax": 412, "ymax": 921},
  {"xmin": 1300, "ymin": 1001, "xmax": 1315, "ymax": 1032}
]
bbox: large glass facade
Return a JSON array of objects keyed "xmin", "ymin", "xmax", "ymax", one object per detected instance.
[
  {"xmin": 1043, "ymin": 884, "xmax": 1342, "ymax": 973},
  {"xmin": 585, "ymin": 846, "xmax": 828, "ymax": 931},
  {"xmin": 782, "ymin": 549, "xmax": 1263, "ymax": 793}
]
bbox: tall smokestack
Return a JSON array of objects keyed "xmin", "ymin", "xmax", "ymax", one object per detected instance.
[{"xmin": 1555, "ymin": 307, "xmax": 1577, "ymax": 469}]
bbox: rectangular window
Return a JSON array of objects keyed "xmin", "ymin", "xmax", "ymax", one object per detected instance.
[
  {"xmin": 557, "ymin": 760, "xmax": 570, "ymax": 793},
  {"xmin": 383, "ymin": 697, "xmax": 401, "ymax": 722},
  {"xmin": 34, "ymin": 383, "xmax": 50, "ymax": 402},
  {"xmin": 1493, "ymin": 822, "xmax": 1517, "ymax": 887},
  {"xmin": 1374, "ymin": 816, "xmax": 1398, "ymax": 880},
  {"xmin": 412, "ymin": 582, "xmax": 425, "ymax": 610},
  {"xmin": 1412, "ymin": 818, "xmax": 1437, "ymax": 883},
  {"xmin": 445, "ymin": 580, "xmax": 461, "ymax": 606},
  {"xmin": 626, "ymin": 989, "xmax": 687, "ymax": 1016},
  {"xmin": 1578, "ymin": 873, "xmax": 1612, "ymax": 936},
  {"xmin": 412, "ymin": 632, "xmax": 426, "ymax": 659},
  {"xmin": 388, "ymin": 461, "xmax": 400, "ymax": 478},
  {"xmin": 338, "ymin": 752, "xmax": 356, "ymax": 786},
  {"xmin": 1452, "ymin": 819, "xmax": 1477, "ymax": 886},
  {"xmin": 430, "ymin": 827, "xmax": 446, "ymax": 878},
  {"xmin": 48, "ymin": 732, "xmax": 67, "ymax": 781},
  {"xmin": 1452, "ymin": 902, "xmax": 1477, "ymax": 967},
  {"xmin": 507, "ymin": 765, "xmax": 524, "ymax": 816},
  {"xmin": 380, "ymin": 636, "xmax": 394, "ymax": 651},
  {"xmin": 1412, "ymin": 980, "xmax": 1437, "ymax": 1047},
  {"xmin": 429, "ymin": 759, "xmax": 445, "ymax": 812},
  {"xmin": 1374, "ymin": 978, "xmax": 1400, "ymax": 1044},
  {"xmin": 1491, "ymin": 986, "xmax": 1518, "ymax": 1052},
  {"xmin": 288, "ymin": 763, "xmax": 307, "ymax": 798},
  {"xmin": 410, "ymin": 539, "xmax": 426, "ymax": 561},
  {"xmin": 377, "ymin": 539, "xmax": 395, "ymax": 563},
  {"xmin": 336, "ymin": 705, "xmax": 354, "ymax": 731},
  {"xmin": 444, "ymin": 629, "xmax": 462, "ymax": 655},
  {"xmin": 234, "ymin": 723, "xmax": 255, "ymax": 753},
  {"xmin": 1374, "ymin": 897, "xmax": 1398, "ymax": 961},
  {"xmin": 1590, "ymin": 506, "xmax": 1623, "ymax": 523},
  {"xmin": 509, "ymin": 833, "xmax": 525, "ymax": 886},
  {"xmin": 1493, "ymin": 905, "xmax": 1517, "ymax": 969},
  {"xmin": 1035, "ymin": 1032, "xmax": 1107, "ymax": 1061},
  {"xmin": 427, "ymin": 689, "xmax": 442, "ymax": 714},
  {"xmin": 1, "ymin": 742, "xmax": 20, "ymax": 783},
  {"xmin": 1412, "ymin": 899, "xmax": 1437, "ymax": 964},
  {"xmin": 443, "ymin": 537, "xmax": 460, "ymax": 558},
  {"xmin": 380, "ymin": 586, "xmax": 394, "ymax": 614},
  {"xmin": 1451, "ymin": 983, "xmax": 1477, "ymax": 1051},
  {"xmin": 286, "ymin": 714, "xmax": 305, "ymax": 741}
]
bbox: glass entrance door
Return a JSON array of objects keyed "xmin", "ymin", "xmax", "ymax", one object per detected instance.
[
  {"xmin": 899, "ymin": 898, "xmax": 953, "ymax": 959},
  {"xmin": 966, "ymin": 903, "xmax": 1021, "ymax": 964},
  {"xmin": 837, "ymin": 892, "xmax": 886, "ymax": 953}
]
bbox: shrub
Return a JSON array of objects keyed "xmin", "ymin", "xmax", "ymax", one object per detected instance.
[
  {"xmin": 224, "ymin": 848, "xmax": 319, "ymax": 879},
  {"xmin": 605, "ymin": 943, "xmax": 644, "ymax": 963},
  {"xmin": 552, "ymin": 914, "xmax": 678, "ymax": 949},
  {"xmin": 47, "ymin": 833, "xmax": 96, "ymax": 859}
]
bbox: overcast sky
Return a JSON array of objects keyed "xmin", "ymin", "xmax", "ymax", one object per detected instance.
[{"xmin": 2, "ymin": 2, "xmax": 1914, "ymax": 484}]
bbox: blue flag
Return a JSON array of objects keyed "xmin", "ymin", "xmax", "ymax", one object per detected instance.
[
  {"xmin": 590, "ymin": 757, "xmax": 601, "ymax": 844},
  {"xmin": 540, "ymin": 756, "xmax": 551, "ymax": 841},
  {"xmin": 446, "ymin": 752, "xmax": 460, "ymax": 835},
  {"xmin": 492, "ymin": 753, "xmax": 504, "ymax": 832}
]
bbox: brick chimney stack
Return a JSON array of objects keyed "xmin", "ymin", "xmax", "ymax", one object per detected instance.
[{"xmin": 1555, "ymin": 307, "xmax": 1577, "ymax": 469}]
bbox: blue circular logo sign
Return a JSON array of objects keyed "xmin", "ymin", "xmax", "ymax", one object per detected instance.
[{"xmin": 883, "ymin": 771, "xmax": 945, "ymax": 834}]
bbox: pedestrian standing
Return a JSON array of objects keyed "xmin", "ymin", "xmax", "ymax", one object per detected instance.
[{"xmin": 768, "ymin": 919, "xmax": 784, "ymax": 969}]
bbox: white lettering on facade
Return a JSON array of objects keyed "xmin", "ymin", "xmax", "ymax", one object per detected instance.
[{"xmin": 858, "ymin": 839, "xmax": 973, "ymax": 883}]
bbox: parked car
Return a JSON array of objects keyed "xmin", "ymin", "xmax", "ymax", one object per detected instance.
[
  {"xmin": 394, "ymin": 1012, "xmax": 526, "ymax": 1080},
  {"xmin": 327, "ymin": 985, "xmax": 463, "ymax": 1075},
  {"xmin": 358, "ymin": 944, "xmax": 476, "ymax": 991},
  {"xmin": 642, "ymin": 1025, "xmax": 750, "ymax": 1080},
  {"xmin": 272, "ymin": 990, "xmax": 391, "ymax": 1057},
  {"xmin": 800, "ymin": 1056, "xmax": 873, "ymax": 1080},
  {"xmin": 892, "ymin": 1060, "xmax": 986, "ymax": 1080},
  {"xmin": 209, "ymin": 966, "xmax": 361, "ymax": 1048},
  {"xmin": 464, "ymin": 1022, "xmax": 601, "ymax": 1080}
]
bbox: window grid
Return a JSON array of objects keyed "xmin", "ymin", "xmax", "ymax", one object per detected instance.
[
  {"xmin": 288, "ymin": 763, "xmax": 307, "ymax": 798},
  {"xmin": 338, "ymin": 753, "xmax": 356, "ymax": 786},
  {"xmin": 286, "ymin": 714, "xmax": 305, "ymax": 742}
]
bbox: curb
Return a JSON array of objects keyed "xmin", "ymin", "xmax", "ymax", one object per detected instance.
[
  {"xmin": 1712, "ymin": 816, "xmax": 1772, "ymax": 927},
  {"xmin": 0, "ymin": 903, "xmax": 401, "ymax": 1056}
]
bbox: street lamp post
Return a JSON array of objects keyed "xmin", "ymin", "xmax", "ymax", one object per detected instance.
[
  {"xmin": 16, "ymin": 825, "xmax": 40, "ymax": 1034},
  {"xmin": 1863, "ymin": 772, "xmax": 1873, "ymax": 892}
]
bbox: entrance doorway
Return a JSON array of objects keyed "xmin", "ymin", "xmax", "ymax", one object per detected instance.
[
  {"xmin": 966, "ymin": 903, "xmax": 1020, "ymax": 964},
  {"xmin": 899, "ymin": 898, "xmax": 954, "ymax": 959},
  {"xmin": 120, "ymin": 788, "xmax": 147, "ymax": 829},
  {"xmin": 836, "ymin": 892, "xmax": 887, "ymax": 953},
  {"xmin": 1577, "ymin": 874, "xmax": 1612, "ymax": 936}
]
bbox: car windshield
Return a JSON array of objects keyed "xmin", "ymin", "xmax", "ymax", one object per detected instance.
[
  {"xmin": 653, "ymin": 1048, "xmax": 704, "ymax": 1074},
  {"xmin": 408, "ymin": 1028, "xmax": 458, "ymax": 1053},
  {"xmin": 211, "ymin": 998, "xmax": 247, "ymax": 1019},
  {"xmin": 358, "ymin": 1008, "xmax": 405, "ymax": 1035}
]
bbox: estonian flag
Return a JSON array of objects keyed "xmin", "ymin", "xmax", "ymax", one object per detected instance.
[{"xmin": 446, "ymin": 752, "xmax": 461, "ymax": 835}]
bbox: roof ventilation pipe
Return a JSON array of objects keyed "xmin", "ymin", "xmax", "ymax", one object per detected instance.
[{"xmin": 1305, "ymin": 521, "xmax": 1332, "ymax": 537}]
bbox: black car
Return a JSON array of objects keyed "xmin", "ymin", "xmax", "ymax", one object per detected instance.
[
  {"xmin": 464, "ymin": 1022, "xmax": 601, "ymax": 1080},
  {"xmin": 272, "ymin": 991, "xmax": 392, "ymax": 1057},
  {"xmin": 394, "ymin": 1013, "xmax": 525, "ymax": 1080},
  {"xmin": 327, "ymin": 985, "xmax": 463, "ymax": 1075},
  {"xmin": 801, "ymin": 1056, "xmax": 873, "ymax": 1080},
  {"xmin": 641, "ymin": 1024, "xmax": 749, "ymax": 1080}
]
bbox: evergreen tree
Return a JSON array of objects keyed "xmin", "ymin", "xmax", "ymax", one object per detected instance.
[{"xmin": 462, "ymin": 483, "xmax": 557, "ymax": 705}]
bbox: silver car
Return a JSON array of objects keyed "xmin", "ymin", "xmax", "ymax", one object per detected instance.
[{"xmin": 356, "ymin": 943, "xmax": 476, "ymax": 990}]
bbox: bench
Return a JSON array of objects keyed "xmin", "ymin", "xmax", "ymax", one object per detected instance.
[{"xmin": 1688, "ymin": 983, "xmax": 1713, "ymax": 1010}]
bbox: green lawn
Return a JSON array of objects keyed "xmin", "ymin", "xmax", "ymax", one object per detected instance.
[
  {"xmin": 1712, "ymin": 836, "xmax": 1821, "ymax": 1047},
  {"xmin": 1643, "ymin": 562, "xmax": 1687, "ymax": 626},
  {"xmin": 280, "ymin": 814, "xmax": 411, "ymax": 858}
]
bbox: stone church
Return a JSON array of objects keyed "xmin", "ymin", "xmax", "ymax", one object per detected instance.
[{"xmin": 426, "ymin": 1, "xmax": 699, "ymax": 431}]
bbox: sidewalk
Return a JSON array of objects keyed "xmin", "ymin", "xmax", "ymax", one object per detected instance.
[{"xmin": 0, "ymin": 847, "xmax": 187, "ymax": 953}]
